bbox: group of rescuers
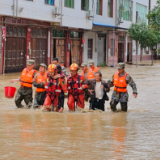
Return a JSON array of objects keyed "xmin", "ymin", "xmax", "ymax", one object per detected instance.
[{"xmin": 10, "ymin": 58, "xmax": 138, "ymax": 112}]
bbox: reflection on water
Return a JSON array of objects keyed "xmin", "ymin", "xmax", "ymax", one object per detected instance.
[{"xmin": 0, "ymin": 61, "xmax": 160, "ymax": 159}]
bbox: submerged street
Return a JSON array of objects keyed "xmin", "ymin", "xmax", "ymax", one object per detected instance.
[{"xmin": 0, "ymin": 61, "xmax": 160, "ymax": 160}]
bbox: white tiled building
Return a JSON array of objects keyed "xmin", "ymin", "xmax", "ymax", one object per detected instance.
[{"xmin": 0, "ymin": 0, "xmax": 152, "ymax": 74}]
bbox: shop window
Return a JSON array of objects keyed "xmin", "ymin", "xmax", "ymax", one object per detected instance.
[
  {"xmin": 88, "ymin": 39, "xmax": 93, "ymax": 59},
  {"xmin": 111, "ymin": 39, "xmax": 114, "ymax": 56},
  {"xmin": 118, "ymin": 36, "xmax": 124, "ymax": 42},
  {"xmin": 45, "ymin": 0, "xmax": 54, "ymax": 5},
  {"xmin": 9, "ymin": 27, "xmax": 13, "ymax": 36},
  {"xmin": 136, "ymin": 3, "xmax": 147, "ymax": 23},
  {"xmin": 70, "ymin": 31, "xmax": 80, "ymax": 38},
  {"xmin": 31, "ymin": 28, "xmax": 47, "ymax": 38},
  {"xmin": 6, "ymin": 26, "xmax": 26, "ymax": 37},
  {"xmin": 64, "ymin": 0, "xmax": 74, "ymax": 8},
  {"xmin": 96, "ymin": 0, "xmax": 102, "ymax": 15},
  {"xmin": 119, "ymin": 0, "xmax": 133, "ymax": 21},
  {"xmin": 81, "ymin": 0, "xmax": 89, "ymax": 11},
  {"xmin": 108, "ymin": 0, "xmax": 113, "ymax": 17},
  {"xmin": 52, "ymin": 30, "xmax": 65, "ymax": 37}
]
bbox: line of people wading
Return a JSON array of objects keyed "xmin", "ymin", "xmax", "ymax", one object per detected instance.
[{"xmin": 10, "ymin": 58, "xmax": 138, "ymax": 112}]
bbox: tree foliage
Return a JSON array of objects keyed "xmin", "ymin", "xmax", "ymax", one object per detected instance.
[
  {"xmin": 128, "ymin": 22, "xmax": 158, "ymax": 49},
  {"xmin": 147, "ymin": 0, "xmax": 160, "ymax": 30}
]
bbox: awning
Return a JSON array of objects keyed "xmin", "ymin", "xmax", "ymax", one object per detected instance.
[
  {"xmin": 93, "ymin": 22, "xmax": 128, "ymax": 30},
  {"xmin": 93, "ymin": 22, "xmax": 116, "ymax": 28}
]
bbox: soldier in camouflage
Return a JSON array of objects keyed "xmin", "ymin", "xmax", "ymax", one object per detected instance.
[
  {"xmin": 10, "ymin": 59, "xmax": 36, "ymax": 108},
  {"xmin": 33, "ymin": 63, "xmax": 47, "ymax": 109},
  {"xmin": 108, "ymin": 63, "xmax": 137, "ymax": 112}
]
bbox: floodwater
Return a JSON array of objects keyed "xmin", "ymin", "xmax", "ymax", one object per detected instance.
[{"xmin": 0, "ymin": 61, "xmax": 160, "ymax": 160}]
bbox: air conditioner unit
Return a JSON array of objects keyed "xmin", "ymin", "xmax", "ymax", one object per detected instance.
[
  {"xmin": 87, "ymin": 10, "xmax": 94, "ymax": 19},
  {"xmin": 53, "ymin": 6, "xmax": 61, "ymax": 17}
]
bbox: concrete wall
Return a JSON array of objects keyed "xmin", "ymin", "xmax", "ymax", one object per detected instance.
[
  {"xmin": 93, "ymin": 0, "xmax": 116, "ymax": 26},
  {"xmin": 118, "ymin": 0, "xmax": 149, "ymax": 29},
  {"xmin": 0, "ymin": 0, "xmax": 92, "ymax": 29}
]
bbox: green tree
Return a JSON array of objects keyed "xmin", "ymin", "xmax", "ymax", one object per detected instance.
[
  {"xmin": 128, "ymin": 22, "xmax": 158, "ymax": 66},
  {"xmin": 147, "ymin": 0, "xmax": 160, "ymax": 30}
]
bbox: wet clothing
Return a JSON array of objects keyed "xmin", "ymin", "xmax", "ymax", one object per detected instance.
[
  {"xmin": 67, "ymin": 74, "xmax": 88, "ymax": 111},
  {"xmin": 33, "ymin": 72, "xmax": 47, "ymax": 108},
  {"xmin": 87, "ymin": 67, "xmax": 100, "ymax": 79},
  {"xmin": 44, "ymin": 74, "xmax": 67, "ymax": 111},
  {"xmin": 15, "ymin": 68, "xmax": 36, "ymax": 108},
  {"xmin": 110, "ymin": 101, "xmax": 128, "ymax": 112},
  {"xmin": 108, "ymin": 71, "xmax": 137, "ymax": 112},
  {"xmin": 92, "ymin": 99, "xmax": 105, "ymax": 111},
  {"xmin": 15, "ymin": 86, "xmax": 33, "ymax": 108},
  {"xmin": 84, "ymin": 79, "xmax": 110, "ymax": 111}
]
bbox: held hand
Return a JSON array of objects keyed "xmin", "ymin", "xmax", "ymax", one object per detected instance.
[
  {"xmin": 82, "ymin": 85, "xmax": 85, "ymax": 90},
  {"xmin": 133, "ymin": 94, "xmax": 137, "ymax": 98},
  {"xmin": 53, "ymin": 75, "xmax": 61, "ymax": 79},
  {"xmin": 100, "ymin": 85, "xmax": 104, "ymax": 90},
  {"xmin": 58, "ymin": 107, "xmax": 63, "ymax": 113},
  {"xmin": 43, "ymin": 81, "xmax": 47, "ymax": 85},
  {"xmin": 88, "ymin": 89, "xmax": 94, "ymax": 95},
  {"xmin": 10, "ymin": 80, "xmax": 14, "ymax": 83}
]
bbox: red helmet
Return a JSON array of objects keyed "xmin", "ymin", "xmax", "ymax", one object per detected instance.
[
  {"xmin": 70, "ymin": 63, "xmax": 79, "ymax": 71},
  {"xmin": 48, "ymin": 64, "xmax": 57, "ymax": 72}
]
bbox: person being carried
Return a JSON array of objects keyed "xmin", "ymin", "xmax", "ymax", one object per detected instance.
[
  {"xmin": 10, "ymin": 59, "xmax": 36, "ymax": 108},
  {"xmin": 33, "ymin": 63, "xmax": 47, "ymax": 109},
  {"xmin": 85, "ymin": 72, "xmax": 110, "ymax": 111},
  {"xmin": 52, "ymin": 57, "xmax": 69, "ymax": 77},
  {"xmin": 67, "ymin": 63, "xmax": 88, "ymax": 111},
  {"xmin": 108, "ymin": 63, "xmax": 138, "ymax": 112},
  {"xmin": 87, "ymin": 60, "xmax": 100, "ymax": 79},
  {"xmin": 43, "ymin": 64, "xmax": 68, "ymax": 112}
]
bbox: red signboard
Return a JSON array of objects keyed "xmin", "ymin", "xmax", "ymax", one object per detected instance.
[{"xmin": 2, "ymin": 26, "xmax": 6, "ymax": 40}]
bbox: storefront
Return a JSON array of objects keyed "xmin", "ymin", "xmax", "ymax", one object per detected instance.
[{"xmin": 5, "ymin": 26, "xmax": 26, "ymax": 73}]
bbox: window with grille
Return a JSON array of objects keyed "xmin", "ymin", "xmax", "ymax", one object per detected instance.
[
  {"xmin": 119, "ymin": 0, "xmax": 133, "ymax": 21},
  {"xmin": 111, "ymin": 39, "xmax": 114, "ymax": 56},
  {"xmin": 45, "ymin": 0, "xmax": 54, "ymax": 5},
  {"xmin": 136, "ymin": 3, "xmax": 147, "ymax": 23},
  {"xmin": 6, "ymin": 26, "xmax": 26, "ymax": 37},
  {"xmin": 96, "ymin": 0, "xmax": 102, "ymax": 15},
  {"xmin": 108, "ymin": 0, "xmax": 113, "ymax": 17},
  {"xmin": 88, "ymin": 39, "xmax": 93, "ymax": 59},
  {"xmin": 64, "ymin": 0, "xmax": 74, "ymax": 8},
  {"xmin": 81, "ymin": 0, "xmax": 89, "ymax": 11}
]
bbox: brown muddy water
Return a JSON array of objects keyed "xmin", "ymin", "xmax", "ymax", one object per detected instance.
[{"xmin": 0, "ymin": 61, "xmax": 160, "ymax": 160}]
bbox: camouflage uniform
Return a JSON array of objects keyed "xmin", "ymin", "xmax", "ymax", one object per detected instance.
[
  {"xmin": 15, "ymin": 86, "xmax": 33, "ymax": 108},
  {"xmin": 33, "ymin": 74, "xmax": 46, "ymax": 109},
  {"xmin": 15, "ymin": 59, "xmax": 35, "ymax": 108},
  {"xmin": 108, "ymin": 64, "xmax": 137, "ymax": 112},
  {"xmin": 33, "ymin": 63, "xmax": 47, "ymax": 109}
]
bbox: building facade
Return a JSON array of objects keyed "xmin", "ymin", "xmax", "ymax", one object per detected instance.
[{"xmin": 0, "ymin": 0, "xmax": 151, "ymax": 74}]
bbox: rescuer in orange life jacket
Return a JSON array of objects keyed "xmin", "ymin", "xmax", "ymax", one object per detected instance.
[
  {"xmin": 33, "ymin": 63, "xmax": 47, "ymax": 109},
  {"xmin": 81, "ymin": 63, "xmax": 89, "ymax": 80},
  {"xmin": 43, "ymin": 64, "xmax": 68, "ymax": 112},
  {"xmin": 108, "ymin": 63, "xmax": 138, "ymax": 112},
  {"xmin": 87, "ymin": 60, "xmax": 100, "ymax": 80},
  {"xmin": 10, "ymin": 59, "xmax": 36, "ymax": 108},
  {"xmin": 67, "ymin": 63, "xmax": 88, "ymax": 111}
]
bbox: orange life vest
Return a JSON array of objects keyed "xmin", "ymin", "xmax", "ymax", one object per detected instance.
[
  {"xmin": 87, "ymin": 67, "xmax": 100, "ymax": 80},
  {"xmin": 36, "ymin": 72, "xmax": 47, "ymax": 92},
  {"xmin": 20, "ymin": 68, "xmax": 36, "ymax": 88},
  {"xmin": 113, "ymin": 71, "xmax": 129, "ymax": 92}
]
